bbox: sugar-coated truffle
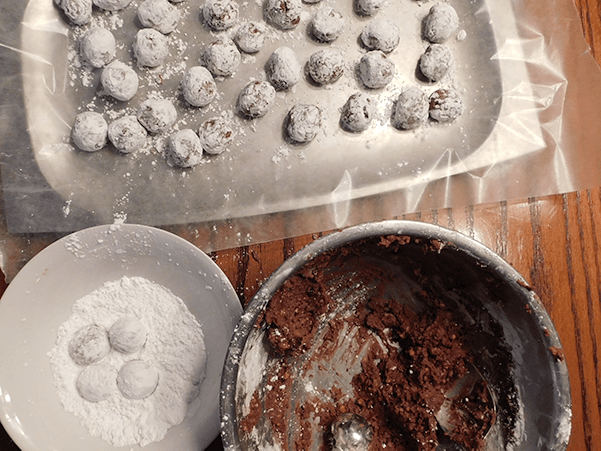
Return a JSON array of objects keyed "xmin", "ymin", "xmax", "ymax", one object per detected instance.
[
  {"xmin": 133, "ymin": 28, "xmax": 169, "ymax": 67},
  {"xmin": 109, "ymin": 317, "xmax": 148, "ymax": 354},
  {"xmin": 55, "ymin": 0, "xmax": 93, "ymax": 25},
  {"xmin": 429, "ymin": 88, "xmax": 464, "ymax": 122},
  {"xmin": 308, "ymin": 48, "xmax": 345, "ymax": 85},
  {"xmin": 202, "ymin": 0, "xmax": 239, "ymax": 30},
  {"xmin": 392, "ymin": 86, "xmax": 429, "ymax": 130},
  {"xmin": 311, "ymin": 6, "xmax": 345, "ymax": 43},
  {"xmin": 168, "ymin": 129, "xmax": 204, "ymax": 168},
  {"xmin": 68, "ymin": 324, "xmax": 111, "ymax": 365},
  {"xmin": 181, "ymin": 66, "xmax": 217, "ymax": 107},
  {"xmin": 238, "ymin": 80, "xmax": 276, "ymax": 118},
  {"xmin": 361, "ymin": 18, "xmax": 400, "ymax": 53},
  {"xmin": 234, "ymin": 21, "xmax": 266, "ymax": 53},
  {"xmin": 359, "ymin": 50, "xmax": 395, "ymax": 89},
  {"xmin": 101, "ymin": 61, "xmax": 139, "ymax": 101},
  {"xmin": 108, "ymin": 115, "xmax": 147, "ymax": 153},
  {"xmin": 137, "ymin": 98, "xmax": 177, "ymax": 133},
  {"xmin": 423, "ymin": 3, "xmax": 459, "ymax": 43},
  {"xmin": 202, "ymin": 38, "xmax": 241, "ymax": 77},
  {"xmin": 137, "ymin": 0, "xmax": 181, "ymax": 34},
  {"xmin": 286, "ymin": 104, "xmax": 323, "ymax": 143},
  {"xmin": 72, "ymin": 112, "xmax": 108, "ymax": 152},
  {"xmin": 340, "ymin": 92, "xmax": 375, "ymax": 133},
  {"xmin": 116, "ymin": 360, "xmax": 159, "ymax": 400},
  {"xmin": 266, "ymin": 46, "xmax": 302, "ymax": 91},
  {"xmin": 80, "ymin": 27, "xmax": 116, "ymax": 68},
  {"xmin": 93, "ymin": 0, "xmax": 133, "ymax": 11},
  {"xmin": 199, "ymin": 117, "xmax": 234, "ymax": 155},
  {"xmin": 77, "ymin": 363, "xmax": 118, "ymax": 402},
  {"xmin": 264, "ymin": 0, "xmax": 302, "ymax": 30}
]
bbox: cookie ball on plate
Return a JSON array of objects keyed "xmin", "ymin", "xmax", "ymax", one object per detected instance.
[
  {"xmin": 199, "ymin": 117, "xmax": 234, "ymax": 155},
  {"xmin": 392, "ymin": 86, "xmax": 429, "ymax": 130},
  {"xmin": 181, "ymin": 66, "xmax": 217, "ymax": 107},
  {"xmin": 354, "ymin": 0, "xmax": 384, "ymax": 17},
  {"xmin": 117, "ymin": 360, "xmax": 159, "ymax": 400},
  {"xmin": 80, "ymin": 27, "xmax": 115, "ymax": 68},
  {"xmin": 137, "ymin": 0, "xmax": 180, "ymax": 34},
  {"xmin": 423, "ymin": 3, "xmax": 459, "ymax": 43},
  {"xmin": 68, "ymin": 324, "xmax": 111, "ymax": 365},
  {"xmin": 234, "ymin": 21, "xmax": 266, "ymax": 53},
  {"xmin": 76, "ymin": 363, "xmax": 118, "ymax": 402},
  {"xmin": 308, "ymin": 48, "xmax": 345, "ymax": 85},
  {"xmin": 100, "ymin": 61, "xmax": 139, "ymax": 101},
  {"xmin": 266, "ymin": 46, "xmax": 302, "ymax": 91},
  {"xmin": 109, "ymin": 317, "xmax": 148, "ymax": 354},
  {"xmin": 419, "ymin": 44, "xmax": 453, "ymax": 82},
  {"xmin": 429, "ymin": 88, "xmax": 464, "ymax": 122},
  {"xmin": 360, "ymin": 18, "xmax": 400, "ymax": 53},
  {"xmin": 311, "ymin": 6, "xmax": 345, "ymax": 43},
  {"xmin": 93, "ymin": 0, "xmax": 132, "ymax": 11},
  {"xmin": 264, "ymin": 0, "xmax": 301, "ymax": 30},
  {"xmin": 137, "ymin": 98, "xmax": 177, "ymax": 133},
  {"xmin": 202, "ymin": 0, "xmax": 239, "ymax": 30},
  {"xmin": 359, "ymin": 50, "xmax": 395, "ymax": 89},
  {"xmin": 55, "ymin": 0, "xmax": 93, "ymax": 25},
  {"xmin": 133, "ymin": 28, "xmax": 169, "ymax": 67},
  {"xmin": 72, "ymin": 112, "xmax": 108, "ymax": 152},
  {"xmin": 168, "ymin": 129, "xmax": 204, "ymax": 168},
  {"xmin": 237, "ymin": 80, "xmax": 276, "ymax": 119},
  {"xmin": 202, "ymin": 38, "xmax": 241, "ymax": 77},
  {"xmin": 108, "ymin": 115, "xmax": 148, "ymax": 154},
  {"xmin": 286, "ymin": 104, "xmax": 323, "ymax": 143},
  {"xmin": 340, "ymin": 92, "xmax": 375, "ymax": 133}
]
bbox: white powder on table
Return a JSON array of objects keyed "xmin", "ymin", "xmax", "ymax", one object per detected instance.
[{"xmin": 47, "ymin": 275, "xmax": 207, "ymax": 447}]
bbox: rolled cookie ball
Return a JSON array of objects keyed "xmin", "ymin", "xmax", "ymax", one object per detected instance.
[
  {"xmin": 101, "ymin": 61, "xmax": 139, "ymax": 101},
  {"xmin": 308, "ymin": 48, "xmax": 345, "ymax": 85},
  {"xmin": 266, "ymin": 46, "xmax": 302, "ymax": 91},
  {"xmin": 93, "ymin": 0, "xmax": 133, "ymax": 11},
  {"xmin": 55, "ymin": 0, "xmax": 93, "ymax": 25},
  {"xmin": 311, "ymin": 6, "xmax": 345, "ymax": 43},
  {"xmin": 202, "ymin": 0, "xmax": 239, "ymax": 31},
  {"xmin": 137, "ymin": 0, "xmax": 180, "ymax": 34},
  {"xmin": 137, "ymin": 98, "xmax": 177, "ymax": 133},
  {"xmin": 133, "ymin": 28, "xmax": 169, "ymax": 67},
  {"xmin": 109, "ymin": 317, "xmax": 148, "ymax": 354},
  {"xmin": 182, "ymin": 66, "xmax": 217, "ymax": 107},
  {"xmin": 117, "ymin": 360, "xmax": 159, "ymax": 400},
  {"xmin": 354, "ymin": 0, "xmax": 384, "ymax": 17},
  {"xmin": 108, "ymin": 115, "xmax": 147, "ymax": 153},
  {"xmin": 237, "ymin": 80, "xmax": 276, "ymax": 118},
  {"xmin": 202, "ymin": 38, "xmax": 241, "ymax": 77},
  {"xmin": 168, "ymin": 129, "xmax": 204, "ymax": 168},
  {"xmin": 359, "ymin": 50, "xmax": 395, "ymax": 89},
  {"xmin": 429, "ymin": 88, "xmax": 464, "ymax": 122},
  {"xmin": 340, "ymin": 92, "xmax": 375, "ymax": 133},
  {"xmin": 264, "ymin": 0, "xmax": 301, "ymax": 30},
  {"xmin": 80, "ymin": 27, "xmax": 115, "ymax": 68},
  {"xmin": 286, "ymin": 104, "xmax": 322, "ymax": 143},
  {"xmin": 72, "ymin": 112, "xmax": 108, "ymax": 152},
  {"xmin": 68, "ymin": 324, "xmax": 110, "ymax": 365},
  {"xmin": 199, "ymin": 117, "xmax": 234, "ymax": 155},
  {"xmin": 234, "ymin": 21, "xmax": 266, "ymax": 53},
  {"xmin": 360, "ymin": 18, "xmax": 400, "ymax": 53},
  {"xmin": 419, "ymin": 44, "xmax": 453, "ymax": 82},
  {"xmin": 423, "ymin": 3, "xmax": 459, "ymax": 43},
  {"xmin": 392, "ymin": 86, "xmax": 429, "ymax": 130},
  {"xmin": 76, "ymin": 363, "xmax": 118, "ymax": 402}
]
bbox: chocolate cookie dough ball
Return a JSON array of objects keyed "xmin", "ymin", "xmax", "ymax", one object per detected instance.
[
  {"xmin": 80, "ymin": 27, "xmax": 115, "ymax": 68},
  {"xmin": 419, "ymin": 44, "xmax": 453, "ymax": 82},
  {"xmin": 354, "ymin": 0, "xmax": 384, "ymax": 17},
  {"xmin": 266, "ymin": 46, "xmax": 302, "ymax": 91},
  {"xmin": 108, "ymin": 115, "xmax": 147, "ymax": 153},
  {"xmin": 93, "ymin": 0, "xmax": 132, "ymax": 11},
  {"xmin": 202, "ymin": 38, "xmax": 241, "ymax": 77},
  {"xmin": 202, "ymin": 0, "xmax": 239, "ymax": 31},
  {"xmin": 237, "ymin": 80, "xmax": 276, "ymax": 118},
  {"xmin": 311, "ymin": 6, "xmax": 345, "ymax": 43},
  {"xmin": 199, "ymin": 117, "xmax": 234, "ymax": 155},
  {"xmin": 340, "ymin": 92, "xmax": 375, "ymax": 133},
  {"xmin": 423, "ymin": 3, "xmax": 459, "ymax": 43},
  {"xmin": 286, "ymin": 104, "xmax": 322, "ymax": 143},
  {"xmin": 72, "ymin": 112, "xmax": 108, "ymax": 152},
  {"xmin": 359, "ymin": 50, "xmax": 395, "ymax": 89},
  {"xmin": 429, "ymin": 88, "xmax": 463, "ymax": 122},
  {"xmin": 117, "ymin": 360, "xmax": 159, "ymax": 400},
  {"xmin": 392, "ymin": 86, "xmax": 429, "ymax": 130},
  {"xmin": 181, "ymin": 66, "xmax": 217, "ymax": 107},
  {"xmin": 101, "ymin": 61, "xmax": 139, "ymax": 101},
  {"xmin": 137, "ymin": 98, "xmax": 177, "ymax": 133},
  {"xmin": 264, "ymin": 0, "xmax": 301, "ymax": 30},
  {"xmin": 109, "ymin": 317, "xmax": 148, "ymax": 354},
  {"xmin": 168, "ymin": 129, "xmax": 204, "ymax": 168},
  {"xmin": 308, "ymin": 48, "xmax": 345, "ymax": 85},
  {"xmin": 137, "ymin": 0, "xmax": 180, "ymax": 34},
  {"xmin": 360, "ymin": 18, "xmax": 400, "ymax": 53},
  {"xmin": 76, "ymin": 363, "xmax": 118, "ymax": 402},
  {"xmin": 55, "ymin": 0, "xmax": 92, "ymax": 25},
  {"xmin": 133, "ymin": 28, "xmax": 169, "ymax": 67},
  {"xmin": 234, "ymin": 21, "xmax": 266, "ymax": 53},
  {"xmin": 68, "ymin": 324, "xmax": 110, "ymax": 365}
]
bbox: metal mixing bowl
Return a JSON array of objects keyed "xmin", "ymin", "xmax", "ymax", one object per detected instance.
[{"xmin": 220, "ymin": 221, "xmax": 571, "ymax": 450}]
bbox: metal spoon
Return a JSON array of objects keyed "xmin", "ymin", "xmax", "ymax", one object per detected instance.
[{"xmin": 331, "ymin": 412, "xmax": 373, "ymax": 451}]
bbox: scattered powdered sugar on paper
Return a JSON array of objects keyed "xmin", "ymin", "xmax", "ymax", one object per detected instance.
[{"xmin": 47, "ymin": 275, "xmax": 207, "ymax": 447}]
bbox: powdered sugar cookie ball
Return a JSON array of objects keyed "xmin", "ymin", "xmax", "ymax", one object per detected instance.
[
  {"xmin": 93, "ymin": 0, "xmax": 132, "ymax": 11},
  {"xmin": 137, "ymin": 98, "xmax": 177, "ymax": 133},
  {"xmin": 264, "ymin": 0, "xmax": 301, "ymax": 30},
  {"xmin": 360, "ymin": 18, "xmax": 400, "ymax": 53},
  {"xmin": 266, "ymin": 46, "xmax": 302, "ymax": 91},
  {"xmin": 109, "ymin": 317, "xmax": 148, "ymax": 354},
  {"xmin": 311, "ymin": 6, "xmax": 345, "ymax": 43},
  {"xmin": 117, "ymin": 360, "xmax": 159, "ymax": 400},
  {"xmin": 419, "ymin": 44, "xmax": 453, "ymax": 82},
  {"xmin": 202, "ymin": 0, "xmax": 239, "ymax": 31},
  {"xmin": 359, "ymin": 50, "xmax": 395, "ymax": 89},
  {"xmin": 101, "ymin": 61, "xmax": 139, "ymax": 101},
  {"xmin": 392, "ymin": 86, "xmax": 429, "ymax": 130},
  {"xmin": 423, "ymin": 3, "xmax": 459, "ymax": 43},
  {"xmin": 354, "ymin": 0, "xmax": 384, "ymax": 16},
  {"xmin": 234, "ymin": 21, "xmax": 266, "ymax": 53},
  {"xmin": 237, "ymin": 80, "xmax": 276, "ymax": 118},
  {"xmin": 286, "ymin": 104, "xmax": 322, "ymax": 143},
  {"xmin": 168, "ymin": 129, "xmax": 204, "ymax": 168},
  {"xmin": 80, "ymin": 27, "xmax": 115, "ymax": 68},
  {"xmin": 199, "ymin": 117, "xmax": 234, "ymax": 155},
  {"xmin": 55, "ymin": 0, "xmax": 92, "ymax": 25},
  {"xmin": 308, "ymin": 48, "xmax": 345, "ymax": 85},
  {"xmin": 429, "ymin": 88, "xmax": 463, "ymax": 122},
  {"xmin": 138, "ymin": 0, "xmax": 180, "ymax": 34},
  {"xmin": 68, "ymin": 324, "xmax": 111, "ymax": 365},
  {"xmin": 202, "ymin": 38, "xmax": 241, "ymax": 77},
  {"xmin": 108, "ymin": 115, "xmax": 147, "ymax": 153},
  {"xmin": 340, "ymin": 92, "xmax": 375, "ymax": 133},
  {"xmin": 133, "ymin": 28, "xmax": 169, "ymax": 67},
  {"xmin": 182, "ymin": 66, "xmax": 217, "ymax": 107},
  {"xmin": 72, "ymin": 112, "xmax": 108, "ymax": 152},
  {"xmin": 77, "ymin": 363, "xmax": 118, "ymax": 402}
]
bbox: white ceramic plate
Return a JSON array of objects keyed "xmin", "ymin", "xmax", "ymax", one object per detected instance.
[{"xmin": 0, "ymin": 224, "xmax": 242, "ymax": 451}]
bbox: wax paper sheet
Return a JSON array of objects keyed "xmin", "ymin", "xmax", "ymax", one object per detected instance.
[{"xmin": 0, "ymin": 0, "xmax": 600, "ymax": 281}]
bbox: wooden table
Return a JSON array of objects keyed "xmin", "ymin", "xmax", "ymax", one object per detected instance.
[{"xmin": 2, "ymin": 1, "xmax": 601, "ymax": 450}]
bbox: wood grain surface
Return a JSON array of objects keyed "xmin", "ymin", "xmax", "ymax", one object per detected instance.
[{"xmin": 2, "ymin": 1, "xmax": 601, "ymax": 450}]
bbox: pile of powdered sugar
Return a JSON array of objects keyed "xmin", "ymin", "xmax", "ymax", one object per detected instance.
[{"xmin": 47, "ymin": 275, "xmax": 207, "ymax": 447}]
